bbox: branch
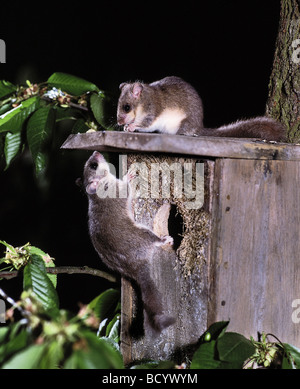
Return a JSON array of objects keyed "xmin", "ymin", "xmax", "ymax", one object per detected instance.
[
  {"xmin": 0, "ymin": 266, "xmax": 117, "ymax": 283},
  {"xmin": 47, "ymin": 266, "xmax": 117, "ymax": 282},
  {"xmin": 41, "ymin": 95, "xmax": 89, "ymax": 111}
]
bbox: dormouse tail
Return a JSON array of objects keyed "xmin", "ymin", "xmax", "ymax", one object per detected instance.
[
  {"xmin": 201, "ymin": 116, "xmax": 286, "ymax": 141},
  {"xmin": 136, "ymin": 268, "xmax": 175, "ymax": 333}
]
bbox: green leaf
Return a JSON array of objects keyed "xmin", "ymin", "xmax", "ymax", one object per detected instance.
[
  {"xmin": 190, "ymin": 321, "xmax": 254, "ymax": 369},
  {"xmin": 0, "ymin": 103, "xmax": 13, "ymax": 116},
  {"xmin": 282, "ymin": 343, "xmax": 300, "ymax": 369},
  {"xmin": 205, "ymin": 321, "xmax": 230, "ymax": 341},
  {"xmin": 106, "ymin": 315, "xmax": 120, "ymax": 342},
  {"xmin": 0, "ymin": 96, "xmax": 40, "ymax": 134},
  {"xmin": 64, "ymin": 331, "xmax": 124, "ymax": 369},
  {"xmin": 27, "ymin": 246, "xmax": 56, "ymax": 288},
  {"xmin": 2, "ymin": 344, "xmax": 46, "ymax": 369},
  {"xmin": 90, "ymin": 93, "xmax": 105, "ymax": 127},
  {"xmin": 0, "ymin": 327, "xmax": 9, "ymax": 343},
  {"xmin": 26, "ymin": 106, "xmax": 55, "ymax": 174},
  {"xmin": 0, "ymin": 240, "xmax": 17, "ymax": 255},
  {"xmin": 190, "ymin": 341, "xmax": 222, "ymax": 369},
  {"xmin": 217, "ymin": 332, "xmax": 255, "ymax": 368},
  {"xmin": 38, "ymin": 341, "xmax": 64, "ymax": 369},
  {"xmin": 47, "ymin": 73, "xmax": 99, "ymax": 96},
  {"xmin": 88, "ymin": 289, "xmax": 120, "ymax": 320},
  {"xmin": 4, "ymin": 131, "xmax": 22, "ymax": 169},
  {"xmin": 23, "ymin": 256, "xmax": 59, "ymax": 316},
  {"xmin": 0, "ymin": 329, "xmax": 29, "ymax": 365},
  {"xmin": 0, "ymin": 80, "xmax": 17, "ymax": 100}
]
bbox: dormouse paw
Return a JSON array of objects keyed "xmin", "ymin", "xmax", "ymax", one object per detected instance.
[
  {"xmin": 123, "ymin": 169, "xmax": 137, "ymax": 183},
  {"xmin": 124, "ymin": 123, "xmax": 136, "ymax": 132},
  {"xmin": 127, "ymin": 170, "xmax": 137, "ymax": 182},
  {"xmin": 162, "ymin": 235, "xmax": 174, "ymax": 247}
]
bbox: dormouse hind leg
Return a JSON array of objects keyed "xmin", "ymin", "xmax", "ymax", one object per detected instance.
[
  {"xmin": 177, "ymin": 118, "xmax": 199, "ymax": 136},
  {"xmin": 161, "ymin": 235, "xmax": 174, "ymax": 247}
]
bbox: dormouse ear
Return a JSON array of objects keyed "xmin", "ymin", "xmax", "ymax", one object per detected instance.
[
  {"xmin": 131, "ymin": 83, "xmax": 143, "ymax": 99},
  {"xmin": 75, "ymin": 177, "xmax": 83, "ymax": 188},
  {"xmin": 119, "ymin": 82, "xmax": 127, "ymax": 91}
]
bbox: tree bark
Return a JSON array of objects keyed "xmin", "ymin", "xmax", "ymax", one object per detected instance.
[{"xmin": 266, "ymin": 0, "xmax": 300, "ymax": 142}]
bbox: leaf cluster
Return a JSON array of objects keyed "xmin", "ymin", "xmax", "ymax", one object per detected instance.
[
  {"xmin": 0, "ymin": 73, "xmax": 113, "ymax": 175},
  {"xmin": 190, "ymin": 321, "xmax": 300, "ymax": 370},
  {"xmin": 0, "ymin": 288, "xmax": 123, "ymax": 369},
  {"xmin": 0, "ymin": 241, "xmax": 123, "ymax": 369}
]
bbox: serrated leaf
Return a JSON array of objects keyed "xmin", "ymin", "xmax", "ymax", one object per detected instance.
[
  {"xmin": 0, "ymin": 80, "xmax": 17, "ymax": 100},
  {"xmin": 28, "ymin": 246, "xmax": 56, "ymax": 288},
  {"xmin": 0, "ymin": 96, "xmax": 39, "ymax": 134},
  {"xmin": 26, "ymin": 106, "xmax": 55, "ymax": 174},
  {"xmin": 23, "ymin": 256, "xmax": 59, "ymax": 316},
  {"xmin": 47, "ymin": 72, "xmax": 99, "ymax": 96},
  {"xmin": 4, "ymin": 131, "xmax": 22, "ymax": 169}
]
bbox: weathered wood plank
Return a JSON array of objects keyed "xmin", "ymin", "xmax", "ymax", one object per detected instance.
[
  {"xmin": 61, "ymin": 131, "xmax": 300, "ymax": 161},
  {"xmin": 120, "ymin": 278, "xmax": 134, "ymax": 366},
  {"xmin": 208, "ymin": 159, "xmax": 300, "ymax": 347}
]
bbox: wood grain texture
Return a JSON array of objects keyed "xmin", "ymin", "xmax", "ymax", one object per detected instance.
[
  {"xmin": 61, "ymin": 131, "xmax": 300, "ymax": 160},
  {"xmin": 209, "ymin": 159, "xmax": 300, "ymax": 346}
]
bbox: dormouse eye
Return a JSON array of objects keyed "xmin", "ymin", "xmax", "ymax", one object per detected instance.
[
  {"xmin": 89, "ymin": 162, "xmax": 98, "ymax": 170},
  {"xmin": 123, "ymin": 104, "xmax": 131, "ymax": 113}
]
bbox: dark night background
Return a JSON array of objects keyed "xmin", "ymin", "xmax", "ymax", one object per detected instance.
[{"xmin": 0, "ymin": 1, "xmax": 281, "ymax": 311}]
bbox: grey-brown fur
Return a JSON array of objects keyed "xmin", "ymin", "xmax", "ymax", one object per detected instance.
[
  {"xmin": 80, "ymin": 151, "xmax": 175, "ymax": 332},
  {"xmin": 117, "ymin": 76, "xmax": 286, "ymax": 141},
  {"xmin": 117, "ymin": 76, "xmax": 204, "ymax": 135}
]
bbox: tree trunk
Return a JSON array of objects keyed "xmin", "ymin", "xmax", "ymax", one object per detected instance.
[{"xmin": 266, "ymin": 0, "xmax": 300, "ymax": 142}]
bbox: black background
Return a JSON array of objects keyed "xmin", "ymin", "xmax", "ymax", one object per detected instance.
[{"xmin": 0, "ymin": 1, "xmax": 281, "ymax": 311}]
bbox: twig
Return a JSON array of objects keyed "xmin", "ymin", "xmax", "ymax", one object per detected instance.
[
  {"xmin": 46, "ymin": 266, "xmax": 117, "ymax": 283},
  {"xmin": 0, "ymin": 271, "xmax": 18, "ymax": 280},
  {"xmin": 0, "ymin": 266, "xmax": 117, "ymax": 283}
]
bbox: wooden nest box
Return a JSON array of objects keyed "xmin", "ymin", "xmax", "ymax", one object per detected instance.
[{"xmin": 62, "ymin": 131, "xmax": 300, "ymax": 365}]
